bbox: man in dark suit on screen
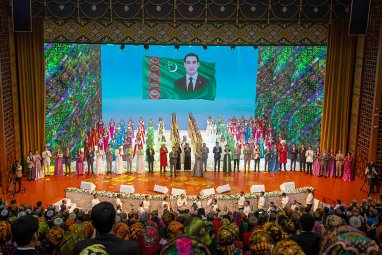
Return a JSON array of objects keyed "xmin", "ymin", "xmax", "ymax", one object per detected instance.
[{"xmin": 174, "ymin": 53, "xmax": 209, "ymax": 95}]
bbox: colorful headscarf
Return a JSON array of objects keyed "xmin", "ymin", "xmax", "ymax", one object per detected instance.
[
  {"xmin": 0, "ymin": 221, "xmax": 11, "ymax": 244},
  {"xmin": 112, "ymin": 221, "xmax": 130, "ymax": 240},
  {"xmin": 220, "ymin": 218, "xmax": 230, "ymax": 227},
  {"xmin": 82, "ymin": 221, "xmax": 94, "ymax": 239},
  {"xmin": 160, "ymin": 235, "xmax": 212, "ymax": 255},
  {"xmin": 218, "ymin": 226, "xmax": 234, "ymax": 255},
  {"xmin": 79, "ymin": 244, "xmax": 109, "ymax": 255},
  {"xmin": 272, "ymin": 239, "xmax": 304, "ymax": 255},
  {"xmin": 139, "ymin": 225, "xmax": 160, "ymax": 255},
  {"xmin": 184, "ymin": 217, "xmax": 212, "ymax": 247},
  {"xmin": 262, "ymin": 222, "xmax": 282, "ymax": 243},
  {"xmin": 325, "ymin": 215, "xmax": 346, "ymax": 231},
  {"xmin": 130, "ymin": 222, "xmax": 144, "ymax": 240},
  {"xmin": 249, "ymin": 229, "xmax": 273, "ymax": 254},
  {"xmin": 46, "ymin": 226, "xmax": 65, "ymax": 248},
  {"xmin": 38, "ymin": 221, "xmax": 49, "ymax": 238},
  {"xmin": 167, "ymin": 221, "xmax": 184, "ymax": 239},
  {"xmin": 60, "ymin": 224, "xmax": 84, "ymax": 255},
  {"xmin": 320, "ymin": 225, "xmax": 379, "ymax": 255}
]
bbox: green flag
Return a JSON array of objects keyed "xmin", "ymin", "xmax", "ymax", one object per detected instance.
[{"xmin": 142, "ymin": 56, "xmax": 216, "ymax": 100}]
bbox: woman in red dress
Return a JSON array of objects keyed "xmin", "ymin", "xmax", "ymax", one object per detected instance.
[
  {"xmin": 343, "ymin": 152, "xmax": 353, "ymax": 181},
  {"xmin": 160, "ymin": 144, "xmax": 168, "ymax": 173},
  {"xmin": 278, "ymin": 140, "xmax": 288, "ymax": 171}
]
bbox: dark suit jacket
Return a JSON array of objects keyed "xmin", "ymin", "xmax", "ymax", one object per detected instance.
[
  {"xmin": 174, "ymin": 74, "xmax": 209, "ymax": 92},
  {"xmin": 12, "ymin": 249, "xmax": 37, "ymax": 255},
  {"xmin": 146, "ymin": 148, "xmax": 155, "ymax": 162},
  {"xmin": 291, "ymin": 231, "xmax": 320, "ymax": 255},
  {"xmin": 73, "ymin": 233, "xmax": 141, "ymax": 255}
]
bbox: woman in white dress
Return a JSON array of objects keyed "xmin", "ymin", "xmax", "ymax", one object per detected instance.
[
  {"xmin": 180, "ymin": 136, "xmax": 187, "ymax": 166},
  {"xmin": 136, "ymin": 145, "xmax": 145, "ymax": 173},
  {"xmin": 210, "ymin": 121, "xmax": 216, "ymax": 143},
  {"xmin": 206, "ymin": 116, "xmax": 212, "ymax": 137},
  {"xmin": 114, "ymin": 145, "xmax": 123, "ymax": 174},
  {"xmin": 96, "ymin": 149, "xmax": 104, "ymax": 174}
]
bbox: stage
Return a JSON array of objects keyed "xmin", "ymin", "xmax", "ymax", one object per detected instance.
[{"xmin": 4, "ymin": 170, "xmax": 374, "ymax": 207}]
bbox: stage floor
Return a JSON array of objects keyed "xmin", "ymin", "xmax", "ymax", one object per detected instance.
[{"xmin": 3, "ymin": 170, "xmax": 376, "ymax": 207}]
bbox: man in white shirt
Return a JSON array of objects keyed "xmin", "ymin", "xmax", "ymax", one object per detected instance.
[
  {"xmin": 92, "ymin": 194, "xmax": 100, "ymax": 208},
  {"xmin": 42, "ymin": 145, "xmax": 52, "ymax": 176},
  {"xmin": 243, "ymin": 201, "xmax": 251, "ymax": 216},
  {"xmin": 115, "ymin": 194, "xmax": 123, "ymax": 210},
  {"xmin": 177, "ymin": 193, "xmax": 188, "ymax": 212},
  {"xmin": 143, "ymin": 195, "xmax": 151, "ymax": 212},
  {"xmin": 207, "ymin": 195, "xmax": 215, "ymax": 207},
  {"xmin": 258, "ymin": 191, "xmax": 266, "ymax": 210},
  {"xmin": 281, "ymin": 193, "xmax": 290, "ymax": 209},
  {"xmin": 193, "ymin": 196, "xmax": 202, "ymax": 211},
  {"xmin": 306, "ymin": 189, "xmax": 314, "ymax": 212},
  {"xmin": 291, "ymin": 200, "xmax": 299, "ymax": 211},
  {"xmin": 238, "ymin": 191, "xmax": 245, "ymax": 210},
  {"xmin": 305, "ymin": 146, "xmax": 314, "ymax": 175},
  {"xmin": 211, "ymin": 199, "xmax": 219, "ymax": 212}
]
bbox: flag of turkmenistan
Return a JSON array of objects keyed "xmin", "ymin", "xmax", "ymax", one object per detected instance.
[{"xmin": 142, "ymin": 56, "xmax": 216, "ymax": 100}]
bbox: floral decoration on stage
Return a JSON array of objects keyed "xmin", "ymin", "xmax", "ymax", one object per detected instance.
[{"xmin": 66, "ymin": 186, "xmax": 314, "ymax": 200}]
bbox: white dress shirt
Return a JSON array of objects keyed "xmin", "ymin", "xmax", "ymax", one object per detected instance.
[
  {"xmin": 305, "ymin": 150, "xmax": 314, "ymax": 163},
  {"xmin": 258, "ymin": 196, "xmax": 265, "ymax": 210},
  {"xmin": 243, "ymin": 205, "xmax": 251, "ymax": 216},
  {"xmin": 306, "ymin": 193, "xmax": 313, "ymax": 205},
  {"xmin": 238, "ymin": 196, "xmax": 245, "ymax": 208},
  {"xmin": 143, "ymin": 200, "xmax": 151, "ymax": 211},
  {"xmin": 177, "ymin": 198, "xmax": 188, "ymax": 210},
  {"xmin": 281, "ymin": 196, "xmax": 290, "ymax": 208},
  {"xmin": 91, "ymin": 198, "xmax": 100, "ymax": 207}
]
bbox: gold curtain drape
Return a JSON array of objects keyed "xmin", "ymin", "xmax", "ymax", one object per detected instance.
[
  {"xmin": 320, "ymin": 21, "xmax": 356, "ymax": 154},
  {"xmin": 14, "ymin": 18, "xmax": 45, "ymax": 166}
]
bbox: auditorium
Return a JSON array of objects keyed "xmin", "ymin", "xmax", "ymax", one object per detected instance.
[{"xmin": 0, "ymin": 0, "xmax": 381, "ymax": 254}]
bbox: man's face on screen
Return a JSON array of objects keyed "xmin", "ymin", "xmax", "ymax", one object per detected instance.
[{"xmin": 184, "ymin": 56, "xmax": 199, "ymax": 76}]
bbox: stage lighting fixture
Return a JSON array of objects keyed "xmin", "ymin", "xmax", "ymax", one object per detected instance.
[
  {"xmin": 230, "ymin": 46, "xmax": 235, "ymax": 50},
  {"xmin": 144, "ymin": 45, "xmax": 149, "ymax": 51},
  {"xmin": 203, "ymin": 45, "xmax": 208, "ymax": 50},
  {"xmin": 120, "ymin": 44, "xmax": 125, "ymax": 51},
  {"xmin": 174, "ymin": 45, "xmax": 180, "ymax": 50}
]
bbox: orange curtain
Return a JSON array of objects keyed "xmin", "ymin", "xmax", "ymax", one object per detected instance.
[
  {"xmin": 320, "ymin": 21, "xmax": 356, "ymax": 154},
  {"xmin": 14, "ymin": 18, "xmax": 45, "ymax": 166}
]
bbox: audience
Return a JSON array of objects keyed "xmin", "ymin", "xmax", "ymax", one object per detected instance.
[
  {"xmin": 73, "ymin": 202, "xmax": 140, "ymax": 255},
  {"xmin": 11, "ymin": 215, "xmax": 39, "ymax": 255},
  {"xmin": 0, "ymin": 193, "xmax": 380, "ymax": 255}
]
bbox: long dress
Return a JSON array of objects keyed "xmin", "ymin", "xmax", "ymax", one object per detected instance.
[
  {"xmin": 328, "ymin": 153, "xmax": 335, "ymax": 177},
  {"xmin": 76, "ymin": 153, "xmax": 85, "ymax": 175},
  {"xmin": 193, "ymin": 153, "xmax": 204, "ymax": 177},
  {"xmin": 96, "ymin": 151, "xmax": 104, "ymax": 174},
  {"xmin": 313, "ymin": 152, "xmax": 321, "ymax": 176},
  {"xmin": 54, "ymin": 153, "xmax": 64, "ymax": 176},
  {"xmin": 223, "ymin": 148, "xmax": 232, "ymax": 172},
  {"xmin": 34, "ymin": 154, "xmax": 43, "ymax": 180},
  {"xmin": 115, "ymin": 149, "xmax": 123, "ymax": 174},
  {"xmin": 160, "ymin": 147, "xmax": 168, "ymax": 167},
  {"xmin": 258, "ymin": 138, "xmax": 265, "ymax": 158},
  {"xmin": 343, "ymin": 156, "xmax": 353, "ymax": 181},
  {"xmin": 269, "ymin": 149, "xmax": 280, "ymax": 172},
  {"xmin": 136, "ymin": 149, "xmax": 145, "ymax": 173},
  {"xmin": 176, "ymin": 147, "xmax": 182, "ymax": 170},
  {"xmin": 184, "ymin": 147, "xmax": 191, "ymax": 170},
  {"xmin": 180, "ymin": 141, "xmax": 187, "ymax": 165}
]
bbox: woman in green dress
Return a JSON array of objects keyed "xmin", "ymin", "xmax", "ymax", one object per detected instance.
[{"xmin": 223, "ymin": 144, "xmax": 232, "ymax": 172}]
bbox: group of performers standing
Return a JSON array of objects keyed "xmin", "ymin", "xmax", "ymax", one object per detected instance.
[{"xmin": 24, "ymin": 115, "xmax": 354, "ymax": 182}]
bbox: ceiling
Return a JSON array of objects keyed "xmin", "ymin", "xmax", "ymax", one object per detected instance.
[{"xmin": 27, "ymin": 0, "xmax": 351, "ymax": 23}]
